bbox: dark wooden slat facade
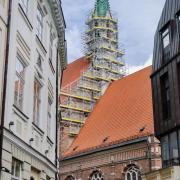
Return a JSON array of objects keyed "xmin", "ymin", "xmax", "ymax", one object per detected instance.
[
  {"xmin": 152, "ymin": 0, "xmax": 180, "ymax": 137},
  {"xmin": 152, "ymin": 0, "xmax": 180, "ymax": 167}
]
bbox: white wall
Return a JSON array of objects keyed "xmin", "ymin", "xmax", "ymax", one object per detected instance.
[
  {"xmin": 3, "ymin": 0, "xmax": 62, "ymax": 167},
  {"xmin": 0, "ymin": 0, "xmax": 8, "ymax": 126}
]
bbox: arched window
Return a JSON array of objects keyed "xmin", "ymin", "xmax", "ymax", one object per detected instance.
[
  {"xmin": 125, "ymin": 165, "xmax": 141, "ymax": 180},
  {"xmin": 65, "ymin": 175, "xmax": 75, "ymax": 180},
  {"xmin": 90, "ymin": 170, "xmax": 104, "ymax": 180}
]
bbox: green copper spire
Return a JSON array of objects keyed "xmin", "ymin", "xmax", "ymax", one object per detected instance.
[{"xmin": 95, "ymin": 0, "xmax": 110, "ymax": 17}]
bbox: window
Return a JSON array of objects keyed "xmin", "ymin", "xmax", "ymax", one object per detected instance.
[
  {"xmin": 33, "ymin": 79, "xmax": 41, "ymax": 126},
  {"xmin": 49, "ymin": 28, "xmax": 53, "ymax": 61},
  {"xmin": 11, "ymin": 158, "xmax": 22, "ymax": 180},
  {"xmin": 19, "ymin": 0, "xmax": 28, "ymax": 14},
  {"xmin": 95, "ymin": 30, "xmax": 100, "ymax": 37},
  {"xmin": 95, "ymin": 21, "xmax": 98, "ymax": 27},
  {"xmin": 90, "ymin": 170, "xmax": 104, "ymax": 180},
  {"xmin": 161, "ymin": 73, "xmax": 171, "ymax": 120},
  {"xmin": 65, "ymin": 175, "xmax": 75, "ymax": 180},
  {"xmin": 170, "ymin": 132, "xmax": 179, "ymax": 164},
  {"xmin": 125, "ymin": 165, "xmax": 141, "ymax": 180},
  {"xmin": 162, "ymin": 28, "xmax": 170, "ymax": 48},
  {"xmin": 162, "ymin": 27, "xmax": 170, "ymax": 63},
  {"xmin": 107, "ymin": 30, "xmax": 111, "ymax": 38},
  {"xmin": 14, "ymin": 57, "xmax": 25, "ymax": 110},
  {"xmin": 37, "ymin": 52, "xmax": 43, "ymax": 71},
  {"xmin": 36, "ymin": 6, "xmax": 43, "ymax": 41},
  {"xmin": 161, "ymin": 135, "xmax": 170, "ymax": 167},
  {"xmin": 47, "ymin": 97, "xmax": 52, "ymax": 137}
]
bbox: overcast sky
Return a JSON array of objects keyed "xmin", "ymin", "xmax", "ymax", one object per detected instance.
[{"xmin": 62, "ymin": 0, "xmax": 166, "ymax": 72}]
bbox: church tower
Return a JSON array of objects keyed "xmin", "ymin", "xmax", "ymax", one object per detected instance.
[{"xmin": 60, "ymin": 0, "xmax": 125, "ymax": 154}]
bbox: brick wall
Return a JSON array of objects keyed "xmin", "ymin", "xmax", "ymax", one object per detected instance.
[{"xmin": 59, "ymin": 136, "xmax": 162, "ymax": 179}]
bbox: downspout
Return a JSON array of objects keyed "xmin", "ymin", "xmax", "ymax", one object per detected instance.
[
  {"xmin": 0, "ymin": 0, "xmax": 12, "ymax": 171},
  {"xmin": 55, "ymin": 47, "xmax": 59, "ymax": 180},
  {"xmin": 55, "ymin": 41, "xmax": 66, "ymax": 180}
]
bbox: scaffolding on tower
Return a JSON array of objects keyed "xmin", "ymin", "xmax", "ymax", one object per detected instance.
[{"xmin": 60, "ymin": 0, "xmax": 126, "ymax": 139}]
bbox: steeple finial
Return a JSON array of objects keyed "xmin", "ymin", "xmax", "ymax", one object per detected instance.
[{"xmin": 95, "ymin": 0, "xmax": 110, "ymax": 17}]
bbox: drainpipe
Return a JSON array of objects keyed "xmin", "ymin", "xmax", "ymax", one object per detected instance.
[
  {"xmin": 55, "ymin": 40, "xmax": 66, "ymax": 180},
  {"xmin": 0, "ymin": 0, "xmax": 12, "ymax": 171},
  {"xmin": 55, "ymin": 47, "xmax": 59, "ymax": 180}
]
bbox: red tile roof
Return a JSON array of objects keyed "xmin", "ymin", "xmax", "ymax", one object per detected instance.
[
  {"xmin": 62, "ymin": 57, "xmax": 90, "ymax": 88},
  {"xmin": 63, "ymin": 66, "xmax": 154, "ymax": 157}
]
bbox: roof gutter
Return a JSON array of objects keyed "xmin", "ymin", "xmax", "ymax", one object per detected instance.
[{"xmin": 61, "ymin": 136, "xmax": 150, "ymax": 161}]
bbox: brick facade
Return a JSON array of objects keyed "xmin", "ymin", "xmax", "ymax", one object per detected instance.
[{"xmin": 60, "ymin": 136, "xmax": 161, "ymax": 180}]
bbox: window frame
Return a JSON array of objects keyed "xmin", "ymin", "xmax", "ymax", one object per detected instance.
[
  {"xmin": 11, "ymin": 158, "xmax": 22, "ymax": 180},
  {"xmin": 36, "ymin": 5, "xmax": 43, "ymax": 41},
  {"xmin": 49, "ymin": 26, "xmax": 54, "ymax": 69},
  {"xmin": 36, "ymin": 51, "xmax": 43, "ymax": 71},
  {"xmin": 90, "ymin": 170, "xmax": 104, "ymax": 180},
  {"xmin": 169, "ymin": 132, "xmax": 179, "ymax": 164},
  {"xmin": 65, "ymin": 175, "xmax": 75, "ymax": 180},
  {"xmin": 160, "ymin": 73, "xmax": 171, "ymax": 120},
  {"xmin": 14, "ymin": 56, "xmax": 26, "ymax": 110},
  {"xmin": 125, "ymin": 165, "xmax": 141, "ymax": 180},
  {"xmin": 161, "ymin": 24, "xmax": 171, "ymax": 63},
  {"xmin": 47, "ymin": 96, "xmax": 52, "ymax": 137},
  {"xmin": 162, "ymin": 28, "xmax": 170, "ymax": 49},
  {"xmin": 161, "ymin": 131, "xmax": 180, "ymax": 168},
  {"xmin": 33, "ymin": 79, "xmax": 42, "ymax": 126},
  {"xmin": 19, "ymin": 0, "xmax": 29, "ymax": 14}
]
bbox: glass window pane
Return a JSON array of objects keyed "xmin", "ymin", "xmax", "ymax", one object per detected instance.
[
  {"xmin": 14, "ymin": 58, "xmax": 25, "ymax": 109},
  {"xmin": 161, "ymin": 135, "xmax": 170, "ymax": 166},
  {"xmin": 33, "ymin": 80, "xmax": 41, "ymax": 125},
  {"xmin": 132, "ymin": 172, "xmax": 136, "ymax": 180},
  {"xmin": 19, "ymin": 0, "xmax": 28, "ymax": 13},
  {"xmin": 12, "ymin": 158, "xmax": 21, "ymax": 178},
  {"xmin": 16, "ymin": 58, "xmax": 25, "ymax": 76},
  {"xmin": 162, "ymin": 28, "xmax": 169, "ymax": 37},
  {"xmin": 127, "ymin": 173, "xmax": 131, "ymax": 180},
  {"xmin": 15, "ymin": 161, "xmax": 20, "ymax": 177},
  {"xmin": 37, "ymin": 6, "xmax": 43, "ymax": 41},
  {"xmin": 170, "ymin": 132, "xmax": 179, "ymax": 163},
  {"xmin": 163, "ymin": 34, "xmax": 170, "ymax": 48}
]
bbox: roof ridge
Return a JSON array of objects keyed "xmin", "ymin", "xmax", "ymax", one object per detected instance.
[
  {"xmin": 115, "ymin": 65, "xmax": 152, "ymax": 83},
  {"xmin": 67, "ymin": 56, "xmax": 86, "ymax": 66}
]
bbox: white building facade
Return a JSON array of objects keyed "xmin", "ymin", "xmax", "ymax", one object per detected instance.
[
  {"xmin": 0, "ymin": 0, "xmax": 9, "ymax": 128},
  {"xmin": 1, "ymin": 0, "xmax": 66, "ymax": 179}
]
